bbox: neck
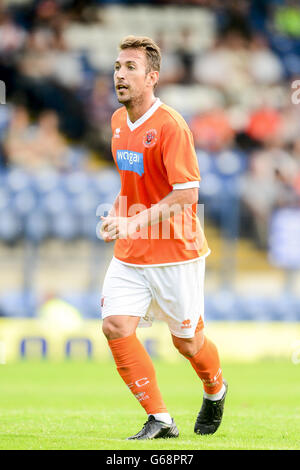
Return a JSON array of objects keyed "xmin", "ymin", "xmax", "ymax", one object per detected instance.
[{"xmin": 126, "ymin": 94, "xmax": 157, "ymax": 123}]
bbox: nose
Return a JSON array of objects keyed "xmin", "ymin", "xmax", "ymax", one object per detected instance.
[{"xmin": 115, "ymin": 66, "xmax": 125, "ymax": 81}]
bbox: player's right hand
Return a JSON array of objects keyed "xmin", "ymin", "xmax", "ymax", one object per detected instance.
[{"xmin": 99, "ymin": 219, "xmax": 115, "ymax": 242}]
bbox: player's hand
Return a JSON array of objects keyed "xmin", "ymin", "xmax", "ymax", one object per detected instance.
[
  {"xmin": 99, "ymin": 218, "xmax": 115, "ymax": 242},
  {"xmin": 100, "ymin": 215, "xmax": 138, "ymax": 241}
]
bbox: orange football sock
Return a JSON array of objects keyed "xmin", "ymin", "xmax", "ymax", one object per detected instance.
[
  {"xmin": 189, "ymin": 336, "xmax": 223, "ymax": 395},
  {"xmin": 108, "ymin": 333, "xmax": 168, "ymax": 415}
]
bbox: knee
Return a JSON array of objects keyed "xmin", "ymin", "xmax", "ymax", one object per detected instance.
[
  {"xmin": 172, "ymin": 334, "xmax": 204, "ymax": 359},
  {"xmin": 102, "ymin": 318, "xmax": 125, "ymax": 340}
]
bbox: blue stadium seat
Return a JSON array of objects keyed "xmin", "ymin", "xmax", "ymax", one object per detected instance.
[
  {"xmin": 215, "ymin": 150, "xmax": 246, "ymax": 178},
  {"xmin": 39, "ymin": 189, "xmax": 69, "ymax": 216},
  {"xmin": 24, "ymin": 211, "xmax": 50, "ymax": 243},
  {"xmin": 51, "ymin": 212, "xmax": 80, "ymax": 240},
  {"xmin": 5, "ymin": 169, "xmax": 31, "ymax": 194},
  {"xmin": 0, "ymin": 209, "xmax": 22, "ymax": 241},
  {"xmin": 205, "ymin": 291, "xmax": 238, "ymax": 321},
  {"xmin": 282, "ymin": 53, "xmax": 300, "ymax": 76},
  {"xmin": 80, "ymin": 214, "xmax": 99, "ymax": 240},
  {"xmin": 0, "ymin": 290, "xmax": 38, "ymax": 317},
  {"xmin": 63, "ymin": 171, "xmax": 90, "ymax": 196},
  {"xmin": 71, "ymin": 190, "xmax": 99, "ymax": 218},
  {"xmin": 0, "ymin": 187, "xmax": 11, "ymax": 212},
  {"xmin": 33, "ymin": 170, "xmax": 61, "ymax": 196},
  {"xmin": 92, "ymin": 170, "xmax": 120, "ymax": 203},
  {"xmin": 197, "ymin": 150, "xmax": 212, "ymax": 176},
  {"xmin": 12, "ymin": 188, "xmax": 37, "ymax": 217}
]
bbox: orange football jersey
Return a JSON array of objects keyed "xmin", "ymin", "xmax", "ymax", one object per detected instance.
[{"xmin": 110, "ymin": 98, "xmax": 209, "ymax": 265}]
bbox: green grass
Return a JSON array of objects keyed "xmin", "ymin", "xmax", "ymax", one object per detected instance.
[{"xmin": 0, "ymin": 359, "xmax": 299, "ymax": 450}]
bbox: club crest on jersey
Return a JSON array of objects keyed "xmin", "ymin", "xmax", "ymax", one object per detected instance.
[{"xmin": 143, "ymin": 128, "xmax": 157, "ymax": 148}]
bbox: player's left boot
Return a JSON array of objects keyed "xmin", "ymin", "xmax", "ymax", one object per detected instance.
[
  {"xmin": 194, "ymin": 380, "xmax": 228, "ymax": 435},
  {"xmin": 127, "ymin": 415, "xmax": 179, "ymax": 440}
]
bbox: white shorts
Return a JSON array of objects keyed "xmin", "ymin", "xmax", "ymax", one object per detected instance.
[{"xmin": 101, "ymin": 257, "xmax": 206, "ymax": 339}]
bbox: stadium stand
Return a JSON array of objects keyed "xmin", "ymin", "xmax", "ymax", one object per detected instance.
[{"xmin": 0, "ymin": 0, "xmax": 300, "ymax": 321}]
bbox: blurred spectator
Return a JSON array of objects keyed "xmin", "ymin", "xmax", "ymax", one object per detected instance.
[
  {"xmin": 0, "ymin": 10, "xmax": 26, "ymax": 59},
  {"xmin": 87, "ymin": 75, "xmax": 116, "ymax": 129},
  {"xmin": 190, "ymin": 108, "xmax": 235, "ymax": 152},
  {"xmin": 273, "ymin": 1, "xmax": 300, "ymax": 38},
  {"xmin": 216, "ymin": 0, "xmax": 252, "ymax": 39},
  {"xmin": 194, "ymin": 30, "xmax": 251, "ymax": 95},
  {"xmin": 4, "ymin": 107, "xmax": 70, "ymax": 171},
  {"xmin": 174, "ymin": 28, "xmax": 197, "ymax": 85},
  {"xmin": 245, "ymin": 107, "xmax": 283, "ymax": 143},
  {"xmin": 155, "ymin": 31, "xmax": 184, "ymax": 86},
  {"xmin": 248, "ymin": 34, "xmax": 284, "ymax": 85},
  {"xmin": 240, "ymin": 141, "xmax": 299, "ymax": 249},
  {"xmin": 3, "ymin": 105, "xmax": 35, "ymax": 167}
]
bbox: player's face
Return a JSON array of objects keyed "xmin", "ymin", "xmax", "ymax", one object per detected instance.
[{"xmin": 114, "ymin": 48, "xmax": 154, "ymax": 105}]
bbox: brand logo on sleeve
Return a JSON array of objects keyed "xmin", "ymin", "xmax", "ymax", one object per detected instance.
[
  {"xmin": 116, "ymin": 150, "xmax": 144, "ymax": 176},
  {"xmin": 114, "ymin": 128, "xmax": 121, "ymax": 138}
]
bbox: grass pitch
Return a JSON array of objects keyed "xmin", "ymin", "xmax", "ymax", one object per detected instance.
[{"xmin": 0, "ymin": 359, "xmax": 299, "ymax": 450}]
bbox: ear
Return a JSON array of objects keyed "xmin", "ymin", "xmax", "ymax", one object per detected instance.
[{"xmin": 146, "ymin": 71, "xmax": 159, "ymax": 88}]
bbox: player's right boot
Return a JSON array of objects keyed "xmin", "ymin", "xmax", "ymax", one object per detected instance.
[
  {"xmin": 194, "ymin": 379, "xmax": 228, "ymax": 435},
  {"xmin": 127, "ymin": 415, "xmax": 179, "ymax": 440}
]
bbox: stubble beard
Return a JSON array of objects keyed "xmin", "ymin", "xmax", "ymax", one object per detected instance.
[{"xmin": 117, "ymin": 89, "xmax": 144, "ymax": 110}]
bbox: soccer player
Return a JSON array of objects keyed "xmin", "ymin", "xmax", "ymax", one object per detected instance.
[{"xmin": 100, "ymin": 36, "xmax": 227, "ymax": 440}]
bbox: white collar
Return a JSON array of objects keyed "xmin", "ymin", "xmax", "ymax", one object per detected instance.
[{"xmin": 126, "ymin": 98, "xmax": 162, "ymax": 132}]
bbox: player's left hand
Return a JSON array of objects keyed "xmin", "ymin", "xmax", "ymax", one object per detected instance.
[{"xmin": 100, "ymin": 215, "xmax": 139, "ymax": 240}]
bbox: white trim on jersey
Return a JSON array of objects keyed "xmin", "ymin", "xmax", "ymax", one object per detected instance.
[
  {"xmin": 172, "ymin": 181, "xmax": 200, "ymax": 190},
  {"xmin": 127, "ymin": 98, "xmax": 162, "ymax": 131}
]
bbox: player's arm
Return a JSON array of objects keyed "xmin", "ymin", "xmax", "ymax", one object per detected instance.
[
  {"xmin": 100, "ymin": 187, "xmax": 198, "ymax": 240},
  {"xmin": 133, "ymin": 187, "xmax": 199, "ymax": 229}
]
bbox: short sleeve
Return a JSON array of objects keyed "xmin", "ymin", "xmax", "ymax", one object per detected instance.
[{"xmin": 161, "ymin": 119, "xmax": 201, "ymax": 187}]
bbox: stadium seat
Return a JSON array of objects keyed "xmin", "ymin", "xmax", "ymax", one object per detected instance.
[
  {"xmin": 24, "ymin": 211, "xmax": 50, "ymax": 243},
  {"xmin": 215, "ymin": 151, "xmax": 246, "ymax": 177},
  {"xmin": 0, "ymin": 187, "xmax": 10, "ymax": 212},
  {"xmin": 12, "ymin": 188, "xmax": 37, "ymax": 217},
  {"xmin": 0, "ymin": 209, "xmax": 22, "ymax": 242},
  {"xmin": 6, "ymin": 169, "xmax": 31, "ymax": 193},
  {"xmin": 33, "ymin": 170, "xmax": 61, "ymax": 195},
  {"xmin": 0, "ymin": 290, "xmax": 38, "ymax": 318},
  {"xmin": 51, "ymin": 212, "xmax": 80, "ymax": 240}
]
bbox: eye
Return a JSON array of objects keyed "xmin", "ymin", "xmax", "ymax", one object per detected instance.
[{"xmin": 128, "ymin": 65, "xmax": 135, "ymax": 70}]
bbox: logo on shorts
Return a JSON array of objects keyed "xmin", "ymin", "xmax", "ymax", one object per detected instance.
[
  {"xmin": 181, "ymin": 319, "xmax": 192, "ymax": 329},
  {"xmin": 143, "ymin": 128, "xmax": 157, "ymax": 148},
  {"xmin": 101, "ymin": 297, "xmax": 105, "ymax": 308}
]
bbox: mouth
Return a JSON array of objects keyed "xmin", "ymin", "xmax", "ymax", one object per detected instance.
[{"xmin": 116, "ymin": 84, "xmax": 129, "ymax": 91}]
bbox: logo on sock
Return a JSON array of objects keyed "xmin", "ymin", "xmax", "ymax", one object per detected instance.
[
  {"xmin": 202, "ymin": 368, "xmax": 222, "ymax": 387},
  {"xmin": 127, "ymin": 377, "xmax": 150, "ymax": 389},
  {"xmin": 135, "ymin": 391, "xmax": 150, "ymax": 402},
  {"xmin": 135, "ymin": 377, "xmax": 150, "ymax": 387}
]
